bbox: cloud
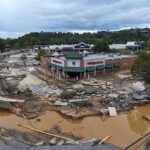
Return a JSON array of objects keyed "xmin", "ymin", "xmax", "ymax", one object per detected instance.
[{"xmin": 0, "ymin": 0, "xmax": 150, "ymax": 38}]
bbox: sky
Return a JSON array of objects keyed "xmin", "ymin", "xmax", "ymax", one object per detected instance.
[{"xmin": 0, "ymin": 0, "xmax": 150, "ymax": 38}]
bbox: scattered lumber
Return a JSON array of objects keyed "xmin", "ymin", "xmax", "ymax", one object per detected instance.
[
  {"xmin": 142, "ymin": 116, "xmax": 150, "ymax": 121},
  {"xmin": 0, "ymin": 96, "xmax": 25, "ymax": 103}
]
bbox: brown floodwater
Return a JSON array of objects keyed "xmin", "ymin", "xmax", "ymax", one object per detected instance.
[{"xmin": 0, "ymin": 105, "xmax": 149, "ymax": 149}]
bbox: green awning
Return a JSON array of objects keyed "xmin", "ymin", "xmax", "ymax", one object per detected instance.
[
  {"xmin": 105, "ymin": 64, "xmax": 113, "ymax": 69},
  {"xmin": 86, "ymin": 66, "xmax": 95, "ymax": 72},
  {"xmin": 63, "ymin": 67, "xmax": 85, "ymax": 72},
  {"xmin": 113, "ymin": 63, "xmax": 121, "ymax": 67},
  {"xmin": 96, "ymin": 65, "xmax": 104, "ymax": 70},
  {"xmin": 46, "ymin": 63, "xmax": 51, "ymax": 67},
  {"xmin": 51, "ymin": 64, "xmax": 56, "ymax": 68},
  {"xmin": 56, "ymin": 65, "xmax": 63, "ymax": 71}
]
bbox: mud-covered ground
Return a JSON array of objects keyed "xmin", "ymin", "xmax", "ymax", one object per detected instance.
[{"xmin": 0, "ymin": 52, "xmax": 149, "ymax": 149}]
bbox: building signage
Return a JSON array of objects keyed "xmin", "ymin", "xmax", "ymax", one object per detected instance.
[
  {"xmin": 74, "ymin": 43, "xmax": 90, "ymax": 49},
  {"xmin": 87, "ymin": 61, "xmax": 103, "ymax": 65},
  {"xmin": 67, "ymin": 59, "xmax": 80, "ymax": 67},
  {"xmin": 53, "ymin": 60, "xmax": 62, "ymax": 64},
  {"xmin": 51, "ymin": 58, "xmax": 64, "ymax": 67},
  {"xmin": 84, "ymin": 59, "xmax": 105, "ymax": 67}
]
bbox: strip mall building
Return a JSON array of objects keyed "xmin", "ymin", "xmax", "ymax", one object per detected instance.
[{"xmin": 40, "ymin": 52, "xmax": 137, "ymax": 79}]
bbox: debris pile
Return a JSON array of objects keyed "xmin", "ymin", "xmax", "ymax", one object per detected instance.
[
  {"xmin": 0, "ymin": 126, "xmax": 121, "ymax": 149},
  {"xmin": 51, "ymin": 79, "xmax": 150, "ymax": 119},
  {"xmin": 17, "ymin": 74, "xmax": 63, "ymax": 96}
]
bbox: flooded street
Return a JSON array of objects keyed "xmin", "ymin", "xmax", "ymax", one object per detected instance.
[{"xmin": 0, "ymin": 104, "xmax": 149, "ymax": 149}]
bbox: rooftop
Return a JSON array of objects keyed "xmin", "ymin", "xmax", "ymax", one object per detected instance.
[
  {"xmin": 48, "ymin": 52, "xmax": 135, "ymax": 61},
  {"xmin": 83, "ymin": 53, "xmax": 132, "ymax": 60},
  {"xmin": 66, "ymin": 52, "xmax": 83, "ymax": 59}
]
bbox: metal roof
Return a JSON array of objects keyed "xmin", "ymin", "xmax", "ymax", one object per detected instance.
[
  {"xmin": 83, "ymin": 54, "xmax": 130, "ymax": 60},
  {"xmin": 66, "ymin": 52, "xmax": 83, "ymax": 59}
]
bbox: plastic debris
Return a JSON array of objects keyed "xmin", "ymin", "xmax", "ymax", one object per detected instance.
[
  {"xmin": 108, "ymin": 107, "xmax": 117, "ymax": 117},
  {"xmin": 132, "ymin": 82, "xmax": 145, "ymax": 91}
]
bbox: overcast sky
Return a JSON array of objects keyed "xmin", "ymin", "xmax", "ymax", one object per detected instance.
[{"xmin": 0, "ymin": 0, "xmax": 150, "ymax": 38}]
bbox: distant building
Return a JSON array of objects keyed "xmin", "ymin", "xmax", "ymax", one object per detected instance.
[
  {"xmin": 38, "ymin": 42, "xmax": 94, "ymax": 52},
  {"xmin": 40, "ymin": 52, "xmax": 137, "ymax": 79},
  {"xmin": 109, "ymin": 41, "xmax": 144, "ymax": 50},
  {"xmin": 126, "ymin": 41, "xmax": 144, "ymax": 50},
  {"xmin": 109, "ymin": 44, "xmax": 126, "ymax": 50},
  {"xmin": 73, "ymin": 42, "xmax": 92, "ymax": 51}
]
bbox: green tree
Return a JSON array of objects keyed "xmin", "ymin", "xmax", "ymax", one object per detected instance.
[
  {"xmin": 94, "ymin": 39, "xmax": 110, "ymax": 52},
  {"xmin": 31, "ymin": 37, "xmax": 40, "ymax": 45},
  {"xmin": 30, "ymin": 37, "xmax": 41, "ymax": 50},
  {"xmin": 131, "ymin": 51, "xmax": 150, "ymax": 83},
  {"xmin": 144, "ymin": 39, "xmax": 150, "ymax": 49},
  {"xmin": 22, "ymin": 41, "xmax": 29, "ymax": 49},
  {"xmin": 35, "ymin": 49, "xmax": 46, "ymax": 61},
  {"xmin": 13, "ymin": 42, "xmax": 20, "ymax": 49}
]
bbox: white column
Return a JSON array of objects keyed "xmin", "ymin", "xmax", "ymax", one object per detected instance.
[
  {"xmin": 88, "ymin": 74, "xmax": 90, "ymax": 80},
  {"xmin": 84, "ymin": 71, "xmax": 86, "ymax": 78}
]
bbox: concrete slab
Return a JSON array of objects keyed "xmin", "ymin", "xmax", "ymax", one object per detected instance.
[{"xmin": 5, "ymin": 139, "xmax": 30, "ymax": 149}]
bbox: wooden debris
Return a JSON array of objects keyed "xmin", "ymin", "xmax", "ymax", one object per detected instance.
[
  {"xmin": 99, "ymin": 136, "xmax": 111, "ymax": 145},
  {"xmin": 142, "ymin": 116, "xmax": 150, "ymax": 121},
  {"xmin": 0, "ymin": 96, "xmax": 25, "ymax": 103},
  {"xmin": 69, "ymin": 99, "xmax": 88, "ymax": 103}
]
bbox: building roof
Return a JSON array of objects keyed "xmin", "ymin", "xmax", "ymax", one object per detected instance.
[
  {"xmin": 66, "ymin": 52, "xmax": 83, "ymax": 59},
  {"xmin": 51, "ymin": 52, "xmax": 60, "ymax": 56},
  {"xmin": 83, "ymin": 53, "xmax": 130, "ymax": 60},
  {"xmin": 74, "ymin": 42, "xmax": 91, "ymax": 49},
  {"xmin": 126, "ymin": 41, "xmax": 136, "ymax": 46},
  {"xmin": 109, "ymin": 44, "xmax": 126, "ymax": 50},
  {"xmin": 62, "ymin": 47, "xmax": 73, "ymax": 51},
  {"xmin": 45, "ymin": 43, "xmax": 93, "ymax": 51}
]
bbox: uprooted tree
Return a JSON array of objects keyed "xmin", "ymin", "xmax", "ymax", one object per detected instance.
[{"xmin": 131, "ymin": 51, "xmax": 150, "ymax": 84}]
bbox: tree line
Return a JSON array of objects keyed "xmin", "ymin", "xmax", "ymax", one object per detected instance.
[{"xmin": 1, "ymin": 27, "xmax": 150, "ymax": 52}]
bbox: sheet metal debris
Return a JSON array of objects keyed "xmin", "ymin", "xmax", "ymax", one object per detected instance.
[{"xmin": 108, "ymin": 107, "xmax": 117, "ymax": 117}]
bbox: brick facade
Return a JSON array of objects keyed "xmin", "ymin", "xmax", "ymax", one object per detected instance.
[{"xmin": 40, "ymin": 55, "xmax": 137, "ymax": 79}]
